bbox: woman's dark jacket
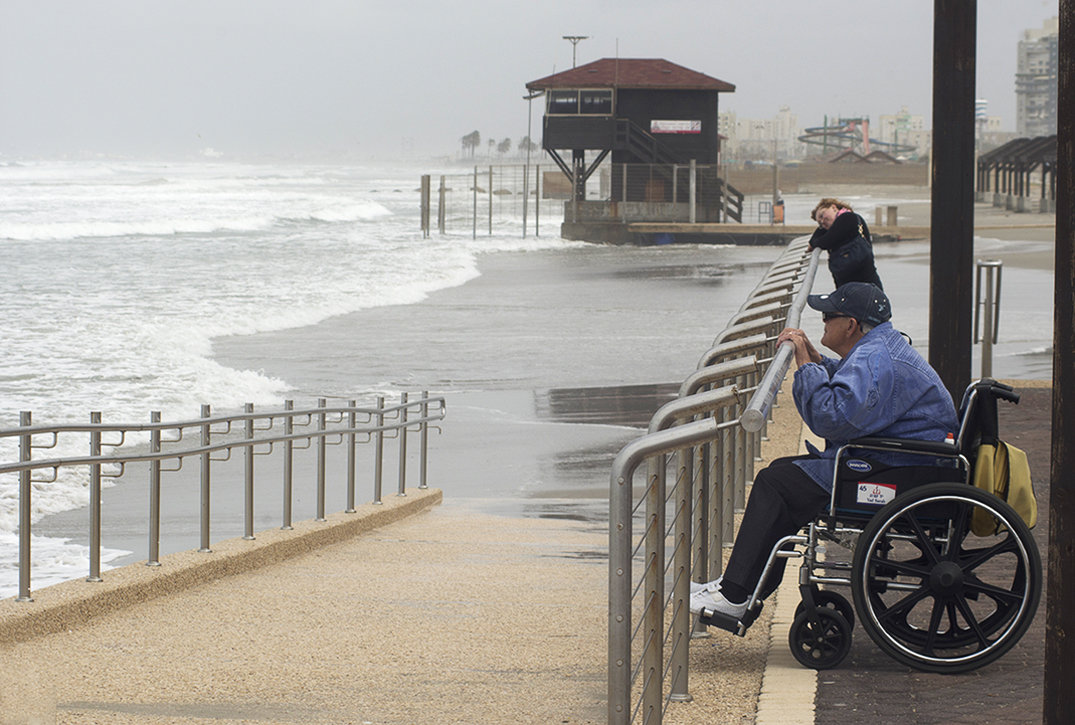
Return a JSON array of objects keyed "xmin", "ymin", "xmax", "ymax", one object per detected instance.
[{"xmin": 809, "ymin": 211, "xmax": 883, "ymax": 289}]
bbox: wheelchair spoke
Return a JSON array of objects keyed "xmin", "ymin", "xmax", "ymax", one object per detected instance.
[
  {"xmin": 902, "ymin": 514, "xmax": 943, "ymax": 566},
  {"xmin": 952, "ymin": 594, "xmax": 990, "ymax": 649},
  {"xmin": 867, "ymin": 551, "xmax": 930, "ymax": 579},
  {"xmin": 874, "ymin": 587, "xmax": 930, "ymax": 628},
  {"xmin": 960, "ymin": 533, "xmax": 1020, "ymax": 573},
  {"xmin": 963, "ymin": 574, "xmax": 1026, "ymax": 609},
  {"xmin": 947, "ymin": 501, "xmax": 974, "ymax": 550}
]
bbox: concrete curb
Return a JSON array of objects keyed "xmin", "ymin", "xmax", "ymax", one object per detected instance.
[
  {"xmin": 755, "ymin": 423, "xmax": 824, "ymax": 724},
  {"xmin": 0, "ymin": 487, "xmax": 442, "ymax": 644}
]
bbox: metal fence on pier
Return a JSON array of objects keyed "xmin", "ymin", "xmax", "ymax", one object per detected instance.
[
  {"xmin": 418, "ymin": 161, "xmax": 752, "ymax": 239},
  {"xmin": 1, "ymin": 393, "xmax": 445, "ymax": 602}
]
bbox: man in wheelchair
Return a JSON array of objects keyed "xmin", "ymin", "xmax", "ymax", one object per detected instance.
[{"xmin": 690, "ymin": 281, "xmax": 958, "ymax": 624}]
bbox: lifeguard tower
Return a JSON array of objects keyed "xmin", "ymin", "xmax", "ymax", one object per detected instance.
[{"xmin": 526, "ymin": 58, "xmax": 744, "ymax": 243}]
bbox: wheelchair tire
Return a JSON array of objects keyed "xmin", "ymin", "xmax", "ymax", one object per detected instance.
[
  {"xmin": 851, "ymin": 482, "xmax": 1041, "ymax": 673},
  {"xmin": 794, "ymin": 589, "xmax": 855, "ymax": 630},
  {"xmin": 789, "ymin": 608, "xmax": 852, "ymax": 670}
]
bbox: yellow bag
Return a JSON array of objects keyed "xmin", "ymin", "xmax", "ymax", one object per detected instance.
[{"xmin": 971, "ymin": 441, "xmax": 1037, "ymax": 536}]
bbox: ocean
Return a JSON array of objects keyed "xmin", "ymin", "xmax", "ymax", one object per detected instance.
[{"xmin": 0, "ymin": 159, "xmax": 1054, "ymax": 598}]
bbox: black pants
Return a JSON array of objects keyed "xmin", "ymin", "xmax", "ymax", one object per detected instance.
[{"xmin": 721, "ymin": 455, "xmax": 830, "ymax": 602}]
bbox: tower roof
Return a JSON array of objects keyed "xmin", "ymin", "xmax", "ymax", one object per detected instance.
[{"xmin": 526, "ymin": 58, "xmax": 735, "ymax": 92}]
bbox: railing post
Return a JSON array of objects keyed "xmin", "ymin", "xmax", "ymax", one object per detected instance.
[
  {"xmin": 87, "ymin": 411, "xmax": 103, "ymax": 582},
  {"xmin": 199, "ymin": 404, "xmax": 212, "ymax": 553},
  {"xmin": 373, "ymin": 396, "xmax": 385, "ymax": 504},
  {"xmin": 282, "ymin": 400, "xmax": 294, "ymax": 530},
  {"xmin": 346, "ymin": 400, "xmax": 357, "ymax": 512},
  {"xmin": 720, "ymin": 409, "xmax": 736, "ymax": 547},
  {"xmin": 694, "ymin": 439, "xmax": 713, "ymax": 636},
  {"xmin": 419, "ymin": 392, "xmax": 429, "ymax": 489},
  {"xmin": 397, "ymin": 392, "xmax": 409, "ymax": 497},
  {"xmin": 316, "ymin": 398, "xmax": 327, "ymax": 521},
  {"xmin": 689, "ymin": 158, "xmax": 697, "ymax": 224},
  {"xmin": 243, "ymin": 403, "xmax": 255, "ymax": 540},
  {"xmin": 734, "ymin": 375, "xmax": 749, "ymax": 512},
  {"xmin": 17, "ymin": 411, "xmax": 33, "ymax": 602},
  {"xmin": 669, "ymin": 447, "xmax": 694, "ymax": 701},
  {"xmin": 641, "ymin": 456, "xmax": 665, "ymax": 721},
  {"xmin": 975, "ymin": 259, "xmax": 1003, "ymax": 378},
  {"xmin": 148, "ymin": 411, "xmax": 162, "ymax": 566}
]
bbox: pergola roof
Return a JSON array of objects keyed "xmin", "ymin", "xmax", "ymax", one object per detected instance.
[{"xmin": 978, "ymin": 136, "xmax": 1056, "ymax": 166}]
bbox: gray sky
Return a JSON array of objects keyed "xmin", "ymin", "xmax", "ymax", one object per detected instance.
[{"xmin": 0, "ymin": 0, "xmax": 1060, "ymax": 161}]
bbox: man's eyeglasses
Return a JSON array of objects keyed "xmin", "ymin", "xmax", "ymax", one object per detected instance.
[{"xmin": 822, "ymin": 313, "xmax": 850, "ymax": 322}]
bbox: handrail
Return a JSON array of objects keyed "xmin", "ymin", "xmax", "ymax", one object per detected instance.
[
  {"xmin": 607, "ymin": 236, "xmax": 818, "ymax": 724},
  {"xmin": 3, "ymin": 393, "xmax": 445, "ymax": 602},
  {"xmin": 739, "ymin": 248, "xmax": 822, "ymax": 432}
]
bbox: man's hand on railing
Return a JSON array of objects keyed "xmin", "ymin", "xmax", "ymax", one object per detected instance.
[{"xmin": 776, "ymin": 327, "xmax": 823, "ymax": 368}]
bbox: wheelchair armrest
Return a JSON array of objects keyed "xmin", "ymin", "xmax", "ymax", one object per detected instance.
[{"xmin": 847, "ymin": 436, "xmax": 960, "ymax": 457}]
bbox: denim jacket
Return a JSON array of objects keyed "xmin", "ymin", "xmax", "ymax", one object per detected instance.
[{"xmin": 791, "ymin": 321, "xmax": 959, "ymax": 492}]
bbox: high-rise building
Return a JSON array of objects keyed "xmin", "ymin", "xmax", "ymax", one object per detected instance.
[{"xmin": 1015, "ymin": 17, "xmax": 1058, "ymax": 137}]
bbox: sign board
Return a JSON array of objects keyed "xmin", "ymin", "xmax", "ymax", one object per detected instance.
[{"xmin": 650, "ymin": 120, "xmax": 701, "ymax": 134}]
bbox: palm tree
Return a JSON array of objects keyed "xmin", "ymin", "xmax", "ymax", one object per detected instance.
[{"xmin": 460, "ymin": 130, "xmax": 481, "ymax": 158}]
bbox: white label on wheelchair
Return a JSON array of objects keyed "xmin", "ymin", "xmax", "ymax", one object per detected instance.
[{"xmin": 857, "ymin": 482, "xmax": 897, "ymax": 506}]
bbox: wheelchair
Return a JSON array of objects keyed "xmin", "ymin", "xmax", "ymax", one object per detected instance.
[{"xmin": 700, "ymin": 378, "xmax": 1042, "ymax": 673}]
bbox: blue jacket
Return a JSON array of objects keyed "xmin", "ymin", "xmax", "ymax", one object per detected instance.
[{"xmin": 791, "ymin": 322, "xmax": 959, "ymax": 492}]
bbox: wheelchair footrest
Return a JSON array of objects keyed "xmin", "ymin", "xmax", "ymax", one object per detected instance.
[{"xmin": 698, "ymin": 602, "xmax": 762, "ymax": 637}]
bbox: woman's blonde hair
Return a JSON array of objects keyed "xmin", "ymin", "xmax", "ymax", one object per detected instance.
[{"xmin": 811, "ymin": 197, "xmax": 853, "ymax": 221}]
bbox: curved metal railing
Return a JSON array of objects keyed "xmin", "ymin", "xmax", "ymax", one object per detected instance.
[
  {"xmin": 608, "ymin": 239, "xmax": 819, "ymax": 724},
  {"xmin": 1, "ymin": 393, "xmax": 445, "ymax": 602}
]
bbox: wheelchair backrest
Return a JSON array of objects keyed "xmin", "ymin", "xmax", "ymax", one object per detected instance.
[
  {"xmin": 827, "ymin": 379, "xmax": 1020, "ymax": 523},
  {"xmin": 954, "ymin": 378, "xmax": 1020, "ymax": 460}
]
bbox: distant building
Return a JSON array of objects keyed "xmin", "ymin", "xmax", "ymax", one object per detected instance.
[
  {"xmin": 718, "ymin": 106, "xmax": 805, "ymax": 162},
  {"xmin": 1015, "ymin": 17, "xmax": 1058, "ymax": 137},
  {"xmin": 876, "ymin": 107, "xmax": 930, "ymax": 160}
]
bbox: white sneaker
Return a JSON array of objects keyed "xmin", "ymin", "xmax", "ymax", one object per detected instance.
[
  {"xmin": 689, "ymin": 580, "xmax": 748, "ymax": 619},
  {"xmin": 690, "ymin": 576, "xmax": 720, "ymax": 595}
]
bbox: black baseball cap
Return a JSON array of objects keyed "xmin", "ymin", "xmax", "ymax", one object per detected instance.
[{"xmin": 808, "ymin": 282, "xmax": 891, "ymax": 326}]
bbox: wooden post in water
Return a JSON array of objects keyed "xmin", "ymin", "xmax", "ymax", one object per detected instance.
[
  {"xmin": 420, "ymin": 174, "xmax": 430, "ymax": 238},
  {"xmin": 438, "ymin": 175, "xmax": 446, "ymax": 235},
  {"xmin": 928, "ymin": 0, "xmax": 977, "ymax": 402},
  {"xmin": 1046, "ymin": 6, "xmax": 1074, "ymax": 724},
  {"xmin": 535, "ymin": 165, "xmax": 541, "ymax": 237}
]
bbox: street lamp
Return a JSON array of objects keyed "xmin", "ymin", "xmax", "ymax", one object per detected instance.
[{"xmin": 562, "ymin": 35, "xmax": 589, "ymax": 68}]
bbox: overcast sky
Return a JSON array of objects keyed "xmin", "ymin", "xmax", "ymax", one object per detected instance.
[{"xmin": 0, "ymin": 0, "xmax": 1060, "ymax": 161}]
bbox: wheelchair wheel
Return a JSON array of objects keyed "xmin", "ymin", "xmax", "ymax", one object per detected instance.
[
  {"xmin": 795, "ymin": 589, "xmax": 855, "ymax": 630},
  {"xmin": 789, "ymin": 608, "xmax": 852, "ymax": 670},
  {"xmin": 851, "ymin": 482, "xmax": 1041, "ymax": 673}
]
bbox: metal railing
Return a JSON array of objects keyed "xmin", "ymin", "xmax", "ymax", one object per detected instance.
[
  {"xmin": 608, "ymin": 239, "xmax": 819, "ymax": 724},
  {"xmin": 1, "ymin": 393, "xmax": 445, "ymax": 602},
  {"xmin": 565, "ymin": 162, "xmax": 745, "ymax": 225},
  {"xmin": 419, "ymin": 164, "xmax": 551, "ymax": 238}
]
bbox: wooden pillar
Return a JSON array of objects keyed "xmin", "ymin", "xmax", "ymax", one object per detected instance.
[
  {"xmin": 1046, "ymin": 6, "xmax": 1074, "ymax": 724},
  {"xmin": 928, "ymin": 0, "xmax": 977, "ymax": 402}
]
